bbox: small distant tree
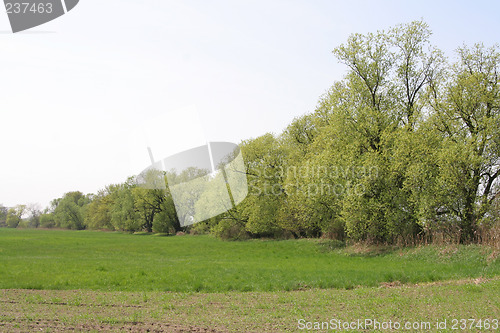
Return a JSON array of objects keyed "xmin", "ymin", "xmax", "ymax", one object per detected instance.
[
  {"xmin": 6, "ymin": 205, "xmax": 26, "ymax": 228},
  {"xmin": 84, "ymin": 185, "xmax": 118, "ymax": 230},
  {"xmin": 26, "ymin": 203, "xmax": 42, "ymax": 228},
  {"xmin": 133, "ymin": 187, "xmax": 166, "ymax": 232},
  {"xmin": 152, "ymin": 187, "xmax": 179, "ymax": 233},
  {"xmin": 53, "ymin": 192, "xmax": 89, "ymax": 230},
  {"xmin": 0, "ymin": 204, "xmax": 7, "ymax": 227},
  {"xmin": 111, "ymin": 180, "xmax": 140, "ymax": 231}
]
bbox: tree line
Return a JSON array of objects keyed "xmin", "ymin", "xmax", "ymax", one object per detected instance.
[{"xmin": 2, "ymin": 21, "xmax": 499, "ymax": 244}]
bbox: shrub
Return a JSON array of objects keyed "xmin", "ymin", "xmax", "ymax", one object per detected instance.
[
  {"xmin": 39, "ymin": 214, "xmax": 56, "ymax": 228},
  {"xmin": 152, "ymin": 211, "xmax": 175, "ymax": 234},
  {"xmin": 212, "ymin": 219, "xmax": 249, "ymax": 241},
  {"xmin": 189, "ymin": 222, "xmax": 210, "ymax": 235}
]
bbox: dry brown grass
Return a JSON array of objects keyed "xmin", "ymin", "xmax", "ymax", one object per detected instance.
[{"xmin": 476, "ymin": 222, "xmax": 500, "ymax": 249}]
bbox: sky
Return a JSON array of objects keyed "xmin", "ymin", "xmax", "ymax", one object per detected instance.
[{"xmin": 1, "ymin": 0, "xmax": 500, "ymax": 209}]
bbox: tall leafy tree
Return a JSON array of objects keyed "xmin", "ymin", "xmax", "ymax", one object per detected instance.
[
  {"xmin": 425, "ymin": 43, "xmax": 500, "ymax": 241},
  {"xmin": 240, "ymin": 133, "xmax": 288, "ymax": 237}
]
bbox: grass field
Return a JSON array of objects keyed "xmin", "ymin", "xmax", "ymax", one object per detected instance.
[
  {"xmin": 1, "ymin": 278, "xmax": 499, "ymax": 332},
  {"xmin": 0, "ymin": 229, "xmax": 499, "ymax": 292},
  {"xmin": 0, "ymin": 229, "xmax": 499, "ymax": 332}
]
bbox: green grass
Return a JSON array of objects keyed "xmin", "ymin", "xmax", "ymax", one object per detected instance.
[
  {"xmin": 1, "ymin": 279, "xmax": 499, "ymax": 332},
  {"xmin": 0, "ymin": 228, "xmax": 498, "ymax": 292}
]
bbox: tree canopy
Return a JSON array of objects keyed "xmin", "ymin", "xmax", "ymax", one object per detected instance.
[{"xmin": 3, "ymin": 21, "xmax": 499, "ymax": 244}]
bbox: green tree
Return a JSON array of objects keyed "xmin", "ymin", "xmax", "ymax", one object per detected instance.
[
  {"xmin": 6, "ymin": 205, "xmax": 26, "ymax": 228},
  {"xmin": 424, "ymin": 43, "xmax": 500, "ymax": 241},
  {"xmin": 53, "ymin": 191, "xmax": 89, "ymax": 230},
  {"xmin": 239, "ymin": 133, "xmax": 288, "ymax": 237},
  {"xmin": 39, "ymin": 213, "xmax": 56, "ymax": 228},
  {"xmin": 0, "ymin": 204, "xmax": 7, "ymax": 227},
  {"xmin": 110, "ymin": 179, "xmax": 140, "ymax": 231},
  {"xmin": 132, "ymin": 186, "xmax": 165, "ymax": 233},
  {"xmin": 320, "ymin": 21, "xmax": 445, "ymax": 242},
  {"xmin": 26, "ymin": 203, "xmax": 42, "ymax": 228},
  {"xmin": 152, "ymin": 192, "xmax": 179, "ymax": 233},
  {"xmin": 84, "ymin": 185, "xmax": 118, "ymax": 230}
]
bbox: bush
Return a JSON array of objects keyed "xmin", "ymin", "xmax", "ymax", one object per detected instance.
[
  {"xmin": 211, "ymin": 219, "xmax": 249, "ymax": 241},
  {"xmin": 152, "ymin": 211, "xmax": 175, "ymax": 234},
  {"xmin": 189, "ymin": 222, "xmax": 210, "ymax": 235},
  {"xmin": 39, "ymin": 214, "xmax": 56, "ymax": 228},
  {"xmin": 6, "ymin": 209, "xmax": 21, "ymax": 228}
]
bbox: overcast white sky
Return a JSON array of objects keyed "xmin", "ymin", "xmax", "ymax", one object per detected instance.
[{"xmin": 1, "ymin": 0, "xmax": 500, "ymax": 209}]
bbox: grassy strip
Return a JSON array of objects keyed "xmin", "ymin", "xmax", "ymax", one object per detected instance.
[
  {"xmin": 0, "ymin": 228, "xmax": 498, "ymax": 292},
  {"xmin": 1, "ymin": 278, "xmax": 499, "ymax": 332}
]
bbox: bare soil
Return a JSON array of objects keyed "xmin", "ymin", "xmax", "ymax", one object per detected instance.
[{"xmin": 0, "ymin": 289, "xmax": 228, "ymax": 332}]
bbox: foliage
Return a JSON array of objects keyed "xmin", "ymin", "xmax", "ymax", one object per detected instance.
[
  {"xmin": 39, "ymin": 213, "xmax": 56, "ymax": 228},
  {"xmin": 4, "ymin": 21, "xmax": 499, "ymax": 244},
  {"xmin": 0, "ymin": 204, "xmax": 7, "ymax": 227},
  {"xmin": 84, "ymin": 186, "xmax": 116, "ymax": 230},
  {"xmin": 52, "ymin": 192, "xmax": 89, "ymax": 230},
  {"xmin": 211, "ymin": 218, "xmax": 250, "ymax": 240},
  {"xmin": 6, "ymin": 205, "xmax": 25, "ymax": 228},
  {"xmin": 25, "ymin": 203, "xmax": 42, "ymax": 228}
]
